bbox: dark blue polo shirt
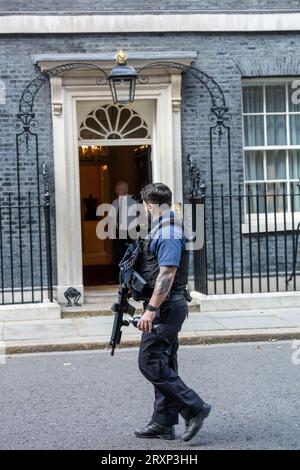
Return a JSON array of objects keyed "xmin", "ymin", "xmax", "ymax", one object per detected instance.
[{"xmin": 149, "ymin": 211, "xmax": 185, "ymax": 268}]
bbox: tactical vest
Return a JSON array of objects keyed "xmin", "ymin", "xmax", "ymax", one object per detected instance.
[{"xmin": 132, "ymin": 216, "xmax": 189, "ymax": 301}]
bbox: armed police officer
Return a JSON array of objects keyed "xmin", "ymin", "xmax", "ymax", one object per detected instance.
[{"xmin": 133, "ymin": 183, "xmax": 211, "ymax": 442}]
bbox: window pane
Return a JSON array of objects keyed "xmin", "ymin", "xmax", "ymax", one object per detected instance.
[
  {"xmin": 266, "ymin": 150, "xmax": 286, "ymax": 180},
  {"xmin": 245, "ymin": 183, "xmax": 265, "ymax": 214},
  {"xmin": 244, "ymin": 150, "xmax": 264, "ymax": 181},
  {"xmin": 290, "ymin": 114, "xmax": 300, "ymax": 145},
  {"xmin": 266, "ymin": 85, "xmax": 286, "ymax": 112},
  {"xmin": 266, "ymin": 115, "xmax": 287, "ymax": 145},
  {"xmin": 288, "ymin": 82, "xmax": 300, "ymax": 112},
  {"xmin": 266, "ymin": 182, "xmax": 286, "ymax": 213},
  {"xmin": 289, "ymin": 150, "xmax": 300, "ymax": 179},
  {"xmin": 245, "ymin": 182, "xmax": 287, "ymax": 213},
  {"xmin": 243, "ymin": 86, "xmax": 263, "ymax": 113},
  {"xmin": 290, "ymin": 182, "xmax": 300, "ymax": 212},
  {"xmin": 244, "ymin": 115, "xmax": 264, "ymax": 146}
]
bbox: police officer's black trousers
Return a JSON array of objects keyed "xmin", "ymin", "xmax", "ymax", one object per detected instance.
[{"xmin": 138, "ymin": 297, "xmax": 205, "ymax": 427}]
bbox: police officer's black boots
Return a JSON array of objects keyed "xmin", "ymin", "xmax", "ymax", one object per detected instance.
[
  {"xmin": 182, "ymin": 403, "xmax": 212, "ymax": 442},
  {"xmin": 134, "ymin": 422, "xmax": 175, "ymax": 440}
]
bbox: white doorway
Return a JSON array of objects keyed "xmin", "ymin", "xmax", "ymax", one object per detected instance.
[{"xmin": 51, "ymin": 82, "xmax": 182, "ymax": 304}]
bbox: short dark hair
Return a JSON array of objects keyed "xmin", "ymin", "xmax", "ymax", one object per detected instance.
[{"xmin": 141, "ymin": 183, "xmax": 172, "ymax": 206}]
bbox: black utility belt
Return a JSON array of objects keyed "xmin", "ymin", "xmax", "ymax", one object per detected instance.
[
  {"xmin": 142, "ymin": 295, "xmax": 186, "ymax": 311},
  {"xmin": 164, "ymin": 295, "xmax": 185, "ymax": 303},
  {"xmin": 164, "ymin": 288, "xmax": 192, "ymax": 303}
]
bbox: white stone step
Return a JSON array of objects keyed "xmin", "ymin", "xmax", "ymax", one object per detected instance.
[
  {"xmin": 61, "ymin": 299, "xmax": 200, "ymax": 318},
  {"xmin": 84, "ymin": 293, "xmax": 118, "ymax": 304},
  {"xmin": 191, "ymin": 290, "xmax": 300, "ymax": 312}
]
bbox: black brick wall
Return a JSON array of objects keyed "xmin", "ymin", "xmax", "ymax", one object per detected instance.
[{"xmin": 1, "ymin": 31, "xmax": 300, "ymax": 290}]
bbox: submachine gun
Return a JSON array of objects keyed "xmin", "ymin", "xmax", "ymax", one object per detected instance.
[
  {"xmin": 109, "ymin": 282, "xmax": 161, "ymax": 356},
  {"xmin": 109, "ymin": 241, "xmax": 161, "ymax": 356}
]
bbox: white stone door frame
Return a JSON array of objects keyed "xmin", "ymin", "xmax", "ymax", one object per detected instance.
[{"xmin": 51, "ymin": 80, "xmax": 184, "ymax": 303}]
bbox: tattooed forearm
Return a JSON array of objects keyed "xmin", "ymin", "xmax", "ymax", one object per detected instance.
[
  {"xmin": 148, "ymin": 266, "xmax": 177, "ymax": 307},
  {"xmin": 154, "ymin": 271, "xmax": 173, "ymax": 295}
]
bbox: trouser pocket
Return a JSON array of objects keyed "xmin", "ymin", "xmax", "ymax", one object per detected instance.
[{"xmin": 140, "ymin": 347, "xmax": 170, "ymax": 382}]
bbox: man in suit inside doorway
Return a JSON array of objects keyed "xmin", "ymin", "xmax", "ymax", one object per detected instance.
[{"xmin": 111, "ymin": 181, "xmax": 136, "ymax": 283}]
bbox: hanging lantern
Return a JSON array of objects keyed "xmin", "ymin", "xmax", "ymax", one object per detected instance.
[{"xmin": 108, "ymin": 49, "xmax": 138, "ymax": 104}]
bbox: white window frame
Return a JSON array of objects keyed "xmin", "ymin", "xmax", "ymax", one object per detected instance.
[{"xmin": 242, "ymin": 77, "xmax": 300, "ymax": 233}]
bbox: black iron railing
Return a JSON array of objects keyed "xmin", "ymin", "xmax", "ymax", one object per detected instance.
[
  {"xmin": 0, "ymin": 167, "xmax": 53, "ymax": 305},
  {"xmin": 194, "ymin": 183, "xmax": 300, "ymax": 295}
]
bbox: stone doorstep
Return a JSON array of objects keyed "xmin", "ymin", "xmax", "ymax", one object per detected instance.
[
  {"xmin": 83, "ymin": 293, "xmax": 118, "ymax": 304},
  {"xmin": 0, "ymin": 294, "xmax": 199, "ymax": 321},
  {"xmin": 61, "ymin": 300, "xmax": 200, "ymax": 318},
  {"xmin": 61, "ymin": 303, "xmax": 144, "ymax": 318}
]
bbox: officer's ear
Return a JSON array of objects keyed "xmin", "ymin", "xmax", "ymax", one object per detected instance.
[{"xmin": 143, "ymin": 201, "xmax": 152, "ymax": 213}]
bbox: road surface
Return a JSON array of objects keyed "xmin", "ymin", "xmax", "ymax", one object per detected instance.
[{"xmin": 0, "ymin": 341, "xmax": 299, "ymax": 450}]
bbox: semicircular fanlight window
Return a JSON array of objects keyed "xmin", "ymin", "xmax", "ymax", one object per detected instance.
[{"xmin": 79, "ymin": 104, "xmax": 151, "ymax": 140}]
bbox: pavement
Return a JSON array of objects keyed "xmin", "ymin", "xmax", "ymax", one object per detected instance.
[
  {"xmin": 1, "ymin": 306, "xmax": 300, "ymax": 354},
  {"xmin": 0, "ymin": 342, "xmax": 299, "ymax": 449}
]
